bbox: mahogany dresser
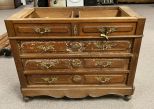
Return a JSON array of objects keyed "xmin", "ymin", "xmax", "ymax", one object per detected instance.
[{"xmin": 5, "ymin": 6, "xmax": 145, "ymax": 101}]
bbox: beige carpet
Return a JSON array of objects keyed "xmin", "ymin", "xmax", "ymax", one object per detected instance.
[{"xmin": 0, "ymin": 4, "xmax": 154, "ymax": 109}]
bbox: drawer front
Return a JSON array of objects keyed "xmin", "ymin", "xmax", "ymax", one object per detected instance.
[
  {"xmin": 79, "ymin": 23, "xmax": 136, "ymax": 36},
  {"xmin": 23, "ymin": 58, "xmax": 129, "ymax": 70},
  {"xmin": 19, "ymin": 39, "xmax": 132, "ymax": 53},
  {"xmin": 14, "ymin": 23, "xmax": 72, "ymax": 36},
  {"xmin": 27, "ymin": 74, "xmax": 127, "ymax": 85}
]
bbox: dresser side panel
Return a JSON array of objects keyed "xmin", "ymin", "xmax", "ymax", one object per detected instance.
[
  {"xmin": 127, "ymin": 18, "xmax": 145, "ymax": 86},
  {"xmin": 5, "ymin": 20, "xmax": 27, "ymax": 88}
]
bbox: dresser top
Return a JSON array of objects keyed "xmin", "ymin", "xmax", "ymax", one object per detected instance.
[{"xmin": 6, "ymin": 6, "xmax": 144, "ymax": 22}]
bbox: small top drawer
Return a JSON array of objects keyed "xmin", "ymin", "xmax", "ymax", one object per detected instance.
[
  {"xmin": 79, "ymin": 23, "xmax": 136, "ymax": 36},
  {"xmin": 14, "ymin": 23, "xmax": 72, "ymax": 36}
]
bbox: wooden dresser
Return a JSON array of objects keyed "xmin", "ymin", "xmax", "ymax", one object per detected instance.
[{"xmin": 5, "ymin": 6, "xmax": 145, "ymax": 101}]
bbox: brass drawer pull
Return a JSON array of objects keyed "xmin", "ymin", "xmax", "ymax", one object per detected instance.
[
  {"xmin": 98, "ymin": 27, "xmax": 117, "ymax": 40},
  {"xmin": 95, "ymin": 41, "xmax": 117, "ymax": 50},
  {"xmin": 72, "ymin": 75, "xmax": 83, "ymax": 83},
  {"xmin": 96, "ymin": 76, "xmax": 111, "ymax": 84},
  {"xmin": 71, "ymin": 59, "xmax": 82, "ymax": 68},
  {"xmin": 42, "ymin": 76, "xmax": 58, "ymax": 84},
  {"xmin": 39, "ymin": 60, "xmax": 59, "ymax": 69},
  {"xmin": 95, "ymin": 61, "xmax": 112, "ymax": 68},
  {"xmin": 34, "ymin": 27, "xmax": 51, "ymax": 34},
  {"xmin": 37, "ymin": 45, "xmax": 54, "ymax": 52}
]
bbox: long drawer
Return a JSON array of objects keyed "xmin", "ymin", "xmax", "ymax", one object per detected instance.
[
  {"xmin": 22, "ymin": 58, "xmax": 130, "ymax": 71},
  {"xmin": 14, "ymin": 23, "xmax": 72, "ymax": 36},
  {"xmin": 19, "ymin": 39, "xmax": 132, "ymax": 54},
  {"xmin": 79, "ymin": 23, "xmax": 136, "ymax": 36},
  {"xmin": 27, "ymin": 74, "xmax": 127, "ymax": 85}
]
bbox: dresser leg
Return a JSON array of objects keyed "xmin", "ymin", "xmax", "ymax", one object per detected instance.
[
  {"xmin": 23, "ymin": 96, "xmax": 31, "ymax": 102},
  {"xmin": 0, "ymin": 49, "xmax": 4, "ymax": 56},
  {"xmin": 4, "ymin": 48, "xmax": 12, "ymax": 57},
  {"xmin": 123, "ymin": 95, "xmax": 132, "ymax": 101}
]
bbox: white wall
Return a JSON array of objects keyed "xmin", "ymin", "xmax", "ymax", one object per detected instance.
[{"xmin": 21, "ymin": 0, "xmax": 26, "ymax": 5}]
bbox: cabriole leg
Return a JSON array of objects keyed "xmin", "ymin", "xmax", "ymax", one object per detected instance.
[
  {"xmin": 123, "ymin": 95, "xmax": 132, "ymax": 101},
  {"xmin": 23, "ymin": 96, "xmax": 31, "ymax": 102}
]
